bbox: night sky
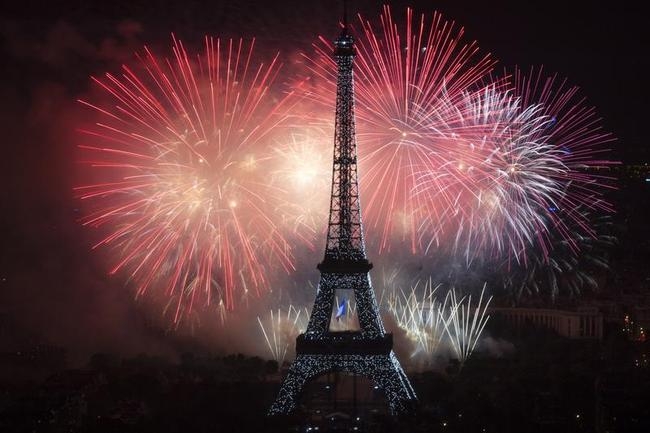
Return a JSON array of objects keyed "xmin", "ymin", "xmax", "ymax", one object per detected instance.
[{"xmin": 0, "ymin": 0, "xmax": 647, "ymax": 363}]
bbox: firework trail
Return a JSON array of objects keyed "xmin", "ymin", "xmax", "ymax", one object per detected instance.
[
  {"xmin": 76, "ymin": 35, "xmax": 298, "ymax": 323},
  {"xmin": 441, "ymin": 284, "xmax": 492, "ymax": 366},
  {"xmin": 298, "ymin": 5, "xmax": 495, "ymax": 253},
  {"xmin": 385, "ymin": 279, "xmax": 446, "ymax": 361},
  {"xmin": 384, "ymin": 278, "xmax": 492, "ymax": 367},
  {"xmin": 257, "ymin": 306, "xmax": 309, "ymax": 364}
]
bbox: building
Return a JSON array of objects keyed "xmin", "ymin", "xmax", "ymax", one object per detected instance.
[{"xmin": 490, "ymin": 306, "xmax": 603, "ymax": 339}]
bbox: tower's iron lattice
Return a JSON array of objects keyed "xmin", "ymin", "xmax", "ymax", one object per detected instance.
[{"xmin": 269, "ymin": 21, "xmax": 417, "ymax": 416}]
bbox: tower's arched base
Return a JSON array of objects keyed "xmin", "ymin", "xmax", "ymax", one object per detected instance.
[{"xmin": 269, "ymin": 351, "xmax": 417, "ymax": 415}]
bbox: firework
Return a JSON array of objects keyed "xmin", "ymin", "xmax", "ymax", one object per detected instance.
[
  {"xmin": 76, "ymin": 35, "xmax": 296, "ymax": 322},
  {"xmin": 441, "ymin": 284, "xmax": 492, "ymax": 366},
  {"xmin": 385, "ymin": 279, "xmax": 446, "ymax": 360},
  {"xmin": 510, "ymin": 66, "xmax": 617, "ymax": 245},
  {"xmin": 269, "ymin": 131, "xmax": 331, "ymax": 241},
  {"xmin": 257, "ymin": 306, "xmax": 309, "ymax": 364},
  {"xmin": 416, "ymin": 85, "xmax": 566, "ymax": 263},
  {"xmin": 298, "ymin": 5, "xmax": 495, "ymax": 252},
  {"xmin": 384, "ymin": 279, "xmax": 491, "ymax": 366},
  {"xmin": 498, "ymin": 209, "xmax": 616, "ymax": 301},
  {"xmin": 417, "ymin": 70, "xmax": 616, "ymax": 265}
]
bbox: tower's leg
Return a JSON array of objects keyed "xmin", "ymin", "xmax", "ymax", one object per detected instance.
[
  {"xmin": 352, "ymin": 273, "xmax": 385, "ymax": 337},
  {"xmin": 303, "ymin": 278, "xmax": 335, "ymax": 336},
  {"xmin": 268, "ymin": 354, "xmax": 327, "ymax": 415},
  {"xmin": 269, "ymin": 353, "xmax": 417, "ymax": 416},
  {"xmin": 377, "ymin": 352, "xmax": 418, "ymax": 414}
]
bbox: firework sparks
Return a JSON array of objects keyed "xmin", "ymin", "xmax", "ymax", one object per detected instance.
[
  {"xmin": 385, "ymin": 279, "xmax": 446, "ymax": 361},
  {"xmin": 415, "ymin": 68, "xmax": 617, "ymax": 265},
  {"xmin": 441, "ymin": 284, "xmax": 492, "ymax": 366},
  {"xmin": 417, "ymin": 85, "xmax": 568, "ymax": 264},
  {"xmin": 384, "ymin": 279, "xmax": 491, "ymax": 367},
  {"xmin": 269, "ymin": 131, "xmax": 331, "ymax": 241},
  {"xmin": 76, "ymin": 35, "xmax": 296, "ymax": 323},
  {"xmin": 499, "ymin": 209, "xmax": 617, "ymax": 301},
  {"xmin": 74, "ymin": 13, "xmax": 617, "ymax": 328},
  {"xmin": 257, "ymin": 306, "xmax": 309, "ymax": 364},
  {"xmin": 510, "ymin": 66, "xmax": 617, "ymax": 245},
  {"xmin": 297, "ymin": 7, "xmax": 616, "ymax": 264}
]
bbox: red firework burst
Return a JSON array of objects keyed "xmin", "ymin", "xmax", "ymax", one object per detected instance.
[{"xmin": 76, "ymin": 35, "xmax": 296, "ymax": 323}]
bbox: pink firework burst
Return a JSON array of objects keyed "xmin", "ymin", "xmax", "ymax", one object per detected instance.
[
  {"xmin": 511, "ymin": 66, "xmax": 617, "ymax": 214},
  {"xmin": 418, "ymin": 85, "xmax": 567, "ymax": 263},
  {"xmin": 76, "ymin": 35, "xmax": 296, "ymax": 323},
  {"xmin": 417, "ymin": 69, "xmax": 617, "ymax": 265},
  {"xmin": 298, "ymin": 5, "xmax": 496, "ymax": 253}
]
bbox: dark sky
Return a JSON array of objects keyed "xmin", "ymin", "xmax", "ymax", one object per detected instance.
[{"xmin": 0, "ymin": 0, "xmax": 647, "ymax": 363}]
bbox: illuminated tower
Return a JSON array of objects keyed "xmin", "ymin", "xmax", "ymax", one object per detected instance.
[{"xmin": 269, "ymin": 16, "xmax": 417, "ymax": 416}]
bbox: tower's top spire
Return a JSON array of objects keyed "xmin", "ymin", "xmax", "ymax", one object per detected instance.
[
  {"xmin": 335, "ymin": 0, "xmax": 354, "ymax": 56},
  {"xmin": 319, "ymin": 0, "xmax": 367, "ymax": 273}
]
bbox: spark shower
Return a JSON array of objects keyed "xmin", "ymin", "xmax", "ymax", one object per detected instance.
[{"xmin": 76, "ymin": 6, "xmax": 616, "ymax": 325}]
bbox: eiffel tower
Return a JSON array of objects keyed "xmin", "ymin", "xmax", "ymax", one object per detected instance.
[{"xmin": 269, "ymin": 13, "xmax": 417, "ymax": 416}]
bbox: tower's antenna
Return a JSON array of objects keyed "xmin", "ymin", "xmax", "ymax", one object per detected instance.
[{"xmin": 343, "ymin": 0, "xmax": 349, "ymax": 29}]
